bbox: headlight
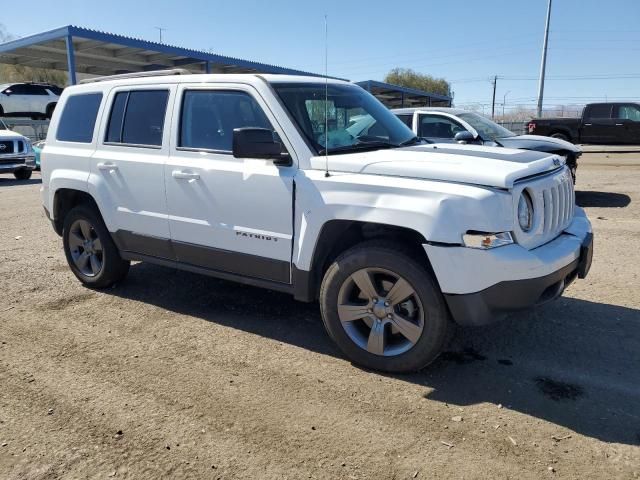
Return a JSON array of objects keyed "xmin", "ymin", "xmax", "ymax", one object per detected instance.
[
  {"xmin": 462, "ymin": 231, "xmax": 513, "ymax": 249},
  {"xmin": 517, "ymin": 191, "xmax": 533, "ymax": 232}
]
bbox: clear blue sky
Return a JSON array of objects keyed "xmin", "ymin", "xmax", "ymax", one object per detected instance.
[{"xmin": 2, "ymin": 0, "xmax": 639, "ymax": 111}]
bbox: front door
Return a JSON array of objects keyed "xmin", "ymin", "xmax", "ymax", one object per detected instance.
[
  {"xmin": 614, "ymin": 104, "xmax": 640, "ymax": 144},
  {"xmin": 164, "ymin": 84, "xmax": 295, "ymax": 283}
]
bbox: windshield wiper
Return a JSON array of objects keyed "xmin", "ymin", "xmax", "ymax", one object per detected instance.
[
  {"xmin": 399, "ymin": 136, "xmax": 424, "ymax": 146},
  {"xmin": 318, "ymin": 141, "xmax": 396, "ymax": 155}
]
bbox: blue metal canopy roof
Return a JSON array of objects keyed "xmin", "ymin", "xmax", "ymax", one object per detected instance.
[
  {"xmin": 357, "ymin": 80, "xmax": 452, "ymax": 108},
  {"xmin": 0, "ymin": 25, "xmax": 325, "ymax": 84}
]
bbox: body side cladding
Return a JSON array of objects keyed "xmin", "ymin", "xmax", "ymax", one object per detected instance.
[
  {"xmin": 120, "ymin": 251, "xmax": 295, "ymax": 295},
  {"xmin": 113, "ymin": 230, "xmax": 290, "ymax": 284}
]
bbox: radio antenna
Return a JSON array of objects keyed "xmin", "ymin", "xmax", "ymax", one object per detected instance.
[{"xmin": 324, "ymin": 14, "xmax": 330, "ymax": 178}]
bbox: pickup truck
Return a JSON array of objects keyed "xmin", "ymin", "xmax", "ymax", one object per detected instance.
[
  {"xmin": 528, "ymin": 102, "xmax": 640, "ymax": 144},
  {"xmin": 41, "ymin": 70, "xmax": 593, "ymax": 373}
]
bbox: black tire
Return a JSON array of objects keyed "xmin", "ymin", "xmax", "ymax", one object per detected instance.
[
  {"xmin": 62, "ymin": 204, "xmax": 130, "ymax": 288},
  {"xmin": 13, "ymin": 169, "xmax": 32, "ymax": 180},
  {"xmin": 551, "ymin": 132, "xmax": 571, "ymax": 143},
  {"xmin": 46, "ymin": 103, "xmax": 56, "ymax": 119},
  {"xmin": 319, "ymin": 241, "xmax": 453, "ymax": 373}
]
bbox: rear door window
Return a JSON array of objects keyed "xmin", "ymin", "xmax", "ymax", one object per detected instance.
[
  {"xmin": 584, "ymin": 104, "xmax": 612, "ymax": 120},
  {"xmin": 105, "ymin": 90, "xmax": 169, "ymax": 147},
  {"xmin": 56, "ymin": 93, "xmax": 103, "ymax": 143},
  {"xmin": 25, "ymin": 85, "xmax": 49, "ymax": 95}
]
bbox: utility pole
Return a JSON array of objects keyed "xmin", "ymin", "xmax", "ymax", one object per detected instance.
[
  {"xmin": 491, "ymin": 75, "xmax": 498, "ymax": 119},
  {"xmin": 502, "ymin": 90, "xmax": 510, "ymax": 118},
  {"xmin": 154, "ymin": 27, "xmax": 166, "ymax": 44},
  {"xmin": 536, "ymin": 0, "xmax": 552, "ymax": 118}
]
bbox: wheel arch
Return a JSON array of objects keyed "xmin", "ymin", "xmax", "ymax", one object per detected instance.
[
  {"xmin": 549, "ymin": 129, "xmax": 573, "ymax": 142},
  {"xmin": 293, "ymin": 219, "xmax": 434, "ymax": 302},
  {"xmin": 45, "ymin": 102, "xmax": 57, "ymax": 118},
  {"xmin": 52, "ymin": 188, "xmax": 102, "ymax": 236}
]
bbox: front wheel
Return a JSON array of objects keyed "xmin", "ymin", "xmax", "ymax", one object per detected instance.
[
  {"xmin": 320, "ymin": 242, "xmax": 453, "ymax": 373},
  {"xmin": 13, "ymin": 169, "xmax": 32, "ymax": 180},
  {"xmin": 62, "ymin": 205, "xmax": 130, "ymax": 288}
]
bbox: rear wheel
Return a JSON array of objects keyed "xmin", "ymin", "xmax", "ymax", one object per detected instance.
[
  {"xmin": 46, "ymin": 103, "xmax": 56, "ymax": 119},
  {"xmin": 13, "ymin": 169, "xmax": 32, "ymax": 180},
  {"xmin": 320, "ymin": 242, "xmax": 453, "ymax": 372},
  {"xmin": 551, "ymin": 132, "xmax": 571, "ymax": 143},
  {"xmin": 62, "ymin": 205, "xmax": 130, "ymax": 288}
]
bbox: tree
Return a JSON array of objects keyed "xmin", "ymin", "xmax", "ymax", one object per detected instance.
[
  {"xmin": 384, "ymin": 68, "xmax": 450, "ymax": 97},
  {"xmin": 0, "ymin": 24, "xmax": 67, "ymax": 85}
]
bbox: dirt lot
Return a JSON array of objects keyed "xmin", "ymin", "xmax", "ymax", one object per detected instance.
[{"xmin": 1, "ymin": 153, "xmax": 639, "ymax": 479}]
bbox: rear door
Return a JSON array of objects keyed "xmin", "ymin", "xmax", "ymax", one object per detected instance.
[
  {"xmin": 613, "ymin": 104, "xmax": 640, "ymax": 144},
  {"xmin": 89, "ymin": 85, "xmax": 174, "ymax": 259},
  {"xmin": 581, "ymin": 104, "xmax": 616, "ymax": 143},
  {"xmin": 164, "ymin": 83, "xmax": 295, "ymax": 283},
  {"xmin": 24, "ymin": 85, "xmax": 50, "ymax": 114}
]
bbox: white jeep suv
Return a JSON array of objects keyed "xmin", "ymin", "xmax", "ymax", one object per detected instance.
[
  {"xmin": 0, "ymin": 82, "xmax": 62, "ymax": 119},
  {"xmin": 41, "ymin": 71, "xmax": 593, "ymax": 372}
]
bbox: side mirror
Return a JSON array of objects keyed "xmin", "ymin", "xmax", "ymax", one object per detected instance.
[
  {"xmin": 454, "ymin": 131, "xmax": 477, "ymax": 144},
  {"xmin": 232, "ymin": 128, "xmax": 290, "ymax": 165},
  {"xmin": 3, "ymin": 89, "xmax": 12, "ymax": 96}
]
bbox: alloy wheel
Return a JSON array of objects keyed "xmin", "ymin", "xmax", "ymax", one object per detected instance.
[
  {"xmin": 68, "ymin": 219, "xmax": 103, "ymax": 277},
  {"xmin": 337, "ymin": 267, "xmax": 425, "ymax": 357}
]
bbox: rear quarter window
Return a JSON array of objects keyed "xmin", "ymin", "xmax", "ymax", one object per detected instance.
[{"xmin": 56, "ymin": 93, "xmax": 103, "ymax": 143}]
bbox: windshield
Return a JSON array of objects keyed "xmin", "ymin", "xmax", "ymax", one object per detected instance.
[
  {"xmin": 272, "ymin": 82, "xmax": 416, "ymax": 154},
  {"xmin": 458, "ymin": 112, "xmax": 516, "ymax": 140}
]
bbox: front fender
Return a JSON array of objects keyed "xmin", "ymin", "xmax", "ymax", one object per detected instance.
[{"xmin": 293, "ymin": 170, "xmax": 513, "ymax": 271}]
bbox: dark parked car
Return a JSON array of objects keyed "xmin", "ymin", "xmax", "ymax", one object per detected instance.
[
  {"xmin": 527, "ymin": 102, "xmax": 640, "ymax": 145},
  {"xmin": 393, "ymin": 107, "xmax": 582, "ymax": 182}
]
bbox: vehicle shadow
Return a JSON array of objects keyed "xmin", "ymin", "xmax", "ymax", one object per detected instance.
[
  {"xmin": 107, "ymin": 262, "xmax": 640, "ymax": 446},
  {"xmin": 0, "ymin": 176, "xmax": 41, "ymax": 187},
  {"xmin": 576, "ymin": 190, "xmax": 631, "ymax": 208}
]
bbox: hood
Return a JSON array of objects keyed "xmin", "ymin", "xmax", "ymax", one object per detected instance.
[
  {"xmin": 498, "ymin": 134, "xmax": 582, "ymax": 154},
  {"xmin": 0, "ymin": 129, "xmax": 25, "ymax": 139},
  {"xmin": 310, "ymin": 143, "xmax": 564, "ymax": 189}
]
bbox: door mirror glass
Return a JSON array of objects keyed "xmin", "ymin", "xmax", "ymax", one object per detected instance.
[
  {"xmin": 454, "ymin": 131, "xmax": 476, "ymax": 144},
  {"xmin": 232, "ymin": 128, "xmax": 290, "ymax": 165}
]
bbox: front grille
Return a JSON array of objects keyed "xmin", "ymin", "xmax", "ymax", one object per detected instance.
[
  {"xmin": 17, "ymin": 140, "xmax": 24, "ymax": 152},
  {"xmin": 513, "ymin": 167, "xmax": 575, "ymax": 250},
  {"xmin": 0, "ymin": 141, "xmax": 14, "ymax": 154},
  {"xmin": 541, "ymin": 173, "xmax": 574, "ymax": 234}
]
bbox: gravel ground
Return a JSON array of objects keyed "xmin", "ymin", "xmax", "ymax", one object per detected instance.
[{"xmin": 1, "ymin": 153, "xmax": 639, "ymax": 479}]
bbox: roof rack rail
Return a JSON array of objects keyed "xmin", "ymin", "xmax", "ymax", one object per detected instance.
[{"xmin": 80, "ymin": 68, "xmax": 191, "ymax": 84}]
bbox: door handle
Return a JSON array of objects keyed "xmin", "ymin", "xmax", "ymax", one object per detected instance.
[
  {"xmin": 583, "ymin": 123, "xmax": 592, "ymax": 126},
  {"xmin": 616, "ymin": 123, "xmax": 624, "ymax": 126},
  {"xmin": 97, "ymin": 162, "xmax": 118, "ymax": 171},
  {"xmin": 172, "ymin": 170, "xmax": 200, "ymax": 180}
]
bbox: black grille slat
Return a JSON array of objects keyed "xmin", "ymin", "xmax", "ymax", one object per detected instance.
[{"xmin": 0, "ymin": 141, "xmax": 14, "ymax": 154}]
